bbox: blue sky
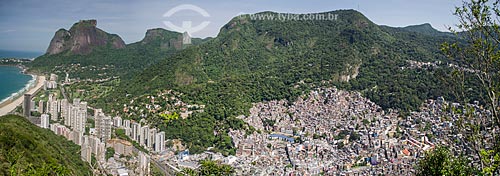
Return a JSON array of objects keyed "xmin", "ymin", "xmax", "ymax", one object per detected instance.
[{"xmin": 0, "ymin": 0, "xmax": 462, "ymax": 52}]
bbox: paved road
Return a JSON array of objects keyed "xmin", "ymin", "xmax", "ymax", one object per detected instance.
[{"xmin": 152, "ymin": 158, "xmax": 174, "ymax": 176}]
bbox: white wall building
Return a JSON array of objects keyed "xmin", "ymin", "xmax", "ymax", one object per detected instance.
[
  {"xmin": 40, "ymin": 114, "xmax": 50, "ymax": 129},
  {"xmin": 155, "ymin": 132, "xmax": 165, "ymax": 153}
]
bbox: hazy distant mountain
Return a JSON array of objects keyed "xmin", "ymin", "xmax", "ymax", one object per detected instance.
[
  {"xmin": 46, "ymin": 19, "xmax": 125, "ymax": 55},
  {"xmin": 401, "ymin": 23, "xmax": 454, "ymax": 37}
]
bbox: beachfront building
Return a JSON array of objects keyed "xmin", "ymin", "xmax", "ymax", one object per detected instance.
[{"xmin": 23, "ymin": 93, "xmax": 32, "ymax": 117}]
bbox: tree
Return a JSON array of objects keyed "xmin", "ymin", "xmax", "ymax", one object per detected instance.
[
  {"xmin": 416, "ymin": 146, "xmax": 475, "ymax": 176},
  {"xmin": 175, "ymin": 159, "xmax": 234, "ymax": 176},
  {"xmin": 443, "ymin": 0, "xmax": 500, "ymax": 125},
  {"xmin": 176, "ymin": 168, "xmax": 197, "ymax": 176},
  {"xmin": 438, "ymin": 0, "xmax": 500, "ymax": 174},
  {"xmin": 105, "ymin": 147, "xmax": 115, "ymax": 161},
  {"xmin": 198, "ymin": 160, "xmax": 234, "ymax": 175}
]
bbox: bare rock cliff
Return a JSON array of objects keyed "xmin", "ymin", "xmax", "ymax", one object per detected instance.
[{"xmin": 46, "ymin": 20, "xmax": 125, "ymax": 55}]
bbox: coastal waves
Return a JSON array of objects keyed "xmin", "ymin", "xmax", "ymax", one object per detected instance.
[{"xmin": 0, "ymin": 74, "xmax": 36, "ymax": 105}]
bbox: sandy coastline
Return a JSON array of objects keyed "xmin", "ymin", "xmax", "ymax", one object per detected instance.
[{"xmin": 0, "ymin": 75, "xmax": 45, "ymax": 116}]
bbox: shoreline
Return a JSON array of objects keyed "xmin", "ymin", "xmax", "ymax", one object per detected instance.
[
  {"xmin": 0, "ymin": 72, "xmax": 45, "ymax": 116},
  {"xmin": 0, "ymin": 71, "xmax": 36, "ymax": 105}
]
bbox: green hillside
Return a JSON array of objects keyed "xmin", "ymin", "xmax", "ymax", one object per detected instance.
[
  {"xmin": 0, "ymin": 115, "xmax": 92, "ymax": 175},
  {"xmin": 100, "ymin": 10, "xmax": 469, "ymax": 153},
  {"xmin": 26, "ymin": 10, "xmax": 478, "ymax": 155},
  {"xmin": 401, "ymin": 23, "xmax": 454, "ymax": 37}
]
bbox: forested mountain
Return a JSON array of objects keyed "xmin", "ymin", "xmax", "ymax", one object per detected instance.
[
  {"xmin": 27, "ymin": 23, "xmax": 206, "ymax": 79},
  {"xmin": 0, "ymin": 115, "xmax": 92, "ymax": 175},
  {"xmin": 109, "ymin": 10, "xmax": 462, "ymax": 114},
  {"xmin": 27, "ymin": 10, "xmax": 473, "ymax": 154},
  {"xmin": 401, "ymin": 23, "xmax": 454, "ymax": 37},
  {"xmin": 95, "ymin": 10, "xmax": 469, "ymax": 153}
]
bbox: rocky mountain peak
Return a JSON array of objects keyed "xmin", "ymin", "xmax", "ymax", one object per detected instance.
[{"xmin": 46, "ymin": 19, "xmax": 125, "ymax": 55}]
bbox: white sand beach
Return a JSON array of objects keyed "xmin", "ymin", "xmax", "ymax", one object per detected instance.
[{"xmin": 0, "ymin": 75, "xmax": 45, "ymax": 116}]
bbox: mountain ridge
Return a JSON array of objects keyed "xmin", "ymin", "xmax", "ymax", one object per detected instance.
[
  {"xmin": 401, "ymin": 23, "xmax": 454, "ymax": 37},
  {"xmin": 46, "ymin": 19, "xmax": 126, "ymax": 55},
  {"xmin": 28, "ymin": 10, "xmax": 467, "ymax": 154}
]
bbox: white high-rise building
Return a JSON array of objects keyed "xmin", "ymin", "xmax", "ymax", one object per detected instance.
[
  {"xmin": 94, "ymin": 109, "xmax": 104, "ymax": 136},
  {"xmin": 49, "ymin": 99, "xmax": 59, "ymax": 121},
  {"xmin": 131, "ymin": 122, "xmax": 140, "ymax": 141},
  {"xmin": 73, "ymin": 109, "xmax": 86, "ymax": 132},
  {"xmin": 40, "ymin": 114, "xmax": 50, "ymax": 129},
  {"xmin": 60, "ymin": 99, "xmax": 69, "ymax": 120},
  {"xmin": 148, "ymin": 128, "xmax": 157, "ymax": 149},
  {"xmin": 101, "ymin": 117, "xmax": 112, "ymax": 142},
  {"xmin": 113, "ymin": 116, "xmax": 122, "ymax": 127},
  {"xmin": 140, "ymin": 126, "xmax": 149, "ymax": 146},
  {"xmin": 38, "ymin": 100, "xmax": 44, "ymax": 113},
  {"xmin": 123, "ymin": 119, "xmax": 130, "ymax": 129},
  {"xmin": 138, "ymin": 152, "xmax": 150, "ymax": 176},
  {"xmin": 89, "ymin": 136, "xmax": 101, "ymax": 155},
  {"xmin": 66, "ymin": 106, "xmax": 77, "ymax": 127},
  {"xmin": 64, "ymin": 99, "xmax": 87, "ymax": 132},
  {"xmin": 123, "ymin": 119, "xmax": 131, "ymax": 136},
  {"xmin": 81, "ymin": 135, "xmax": 91, "ymax": 163},
  {"xmin": 155, "ymin": 132, "xmax": 165, "ymax": 152},
  {"xmin": 72, "ymin": 131, "xmax": 84, "ymax": 146},
  {"xmin": 95, "ymin": 109, "xmax": 112, "ymax": 142}
]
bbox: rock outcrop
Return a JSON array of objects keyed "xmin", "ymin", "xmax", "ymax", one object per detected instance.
[
  {"xmin": 136, "ymin": 28, "xmax": 185, "ymax": 50},
  {"xmin": 46, "ymin": 20, "xmax": 125, "ymax": 55}
]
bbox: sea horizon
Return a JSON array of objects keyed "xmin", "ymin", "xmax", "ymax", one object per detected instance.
[{"xmin": 0, "ymin": 49, "xmax": 43, "ymax": 59}]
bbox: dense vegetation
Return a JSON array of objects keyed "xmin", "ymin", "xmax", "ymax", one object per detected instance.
[
  {"xmin": 0, "ymin": 115, "xmax": 92, "ymax": 175},
  {"xmin": 176, "ymin": 159, "xmax": 234, "ymax": 176},
  {"xmin": 100, "ymin": 10, "xmax": 473, "ymax": 153},
  {"xmin": 416, "ymin": 146, "xmax": 475, "ymax": 175},
  {"xmin": 27, "ymin": 10, "xmax": 483, "ymax": 154}
]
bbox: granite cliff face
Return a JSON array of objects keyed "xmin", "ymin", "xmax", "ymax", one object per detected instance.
[
  {"xmin": 134, "ymin": 28, "xmax": 186, "ymax": 50},
  {"xmin": 46, "ymin": 20, "xmax": 125, "ymax": 55}
]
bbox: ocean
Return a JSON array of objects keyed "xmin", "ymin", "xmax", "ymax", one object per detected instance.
[
  {"xmin": 0, "ymin": 49, "xmax": 43, "ymax": 59},
  {"xmin": 0, "ymin": 66, "xmax": 34, "ymax": 103}
]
